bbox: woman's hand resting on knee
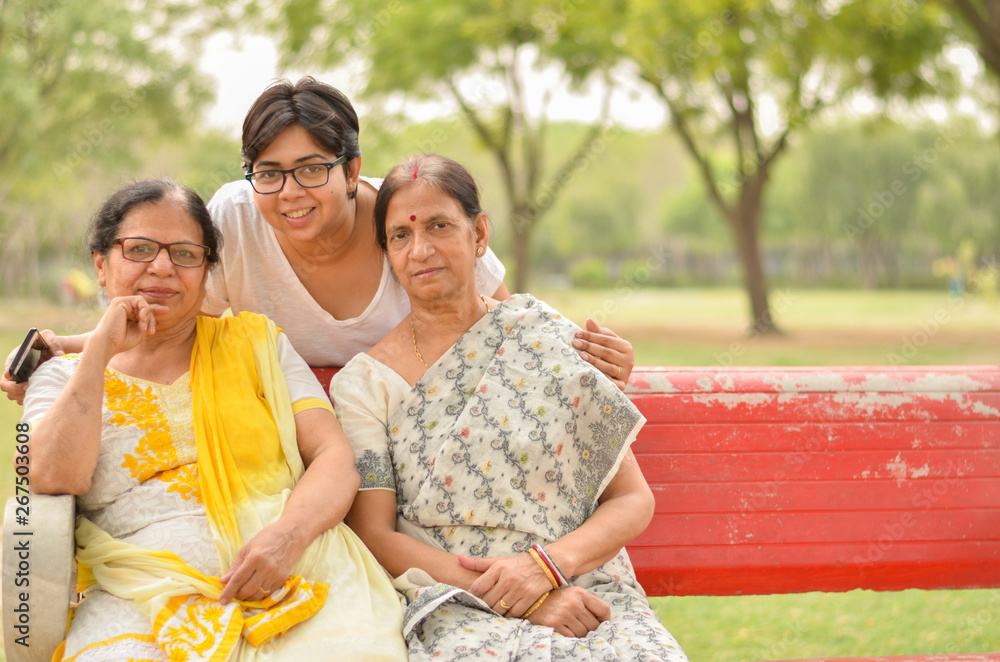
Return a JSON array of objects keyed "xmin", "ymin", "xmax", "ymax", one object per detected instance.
[
  {"xmin": 460, "ymin": 553, "xmax": 552, "ymax": 617},
  {"xmin": 459, "ymin": 554, "xmax": 610, "ymax": 636},
  {"xmin": 526, "ymin": 587, "xmax": 611, "ymax": 637}
]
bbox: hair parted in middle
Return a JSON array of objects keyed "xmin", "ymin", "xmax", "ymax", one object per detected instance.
[{"xmin": 373, "ymin": 154, "xmax": 484, "ymax": 254}]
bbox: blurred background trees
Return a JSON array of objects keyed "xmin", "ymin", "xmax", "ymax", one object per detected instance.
[
  {"xmin": 1, "ymin": 0, "xmax": 998, "ymax": 332},
  {"xmin": 0, "ymin": 0, "xmax": 241, "ymax": 299},
  {"xmin": 271, "ymin": 0, "xmax": 626, "ymax": 292},
  {"xmin": 621, "ymin": 0, "xmax": 961, "ymax": 332}
]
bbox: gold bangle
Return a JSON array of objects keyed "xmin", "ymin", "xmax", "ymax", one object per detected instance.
[
  {"xmin": 528, "ymin": 548, "xmax": 560, "ymax": 590},
  {"xmin": 522, "ymin": 591, "xmax": 550, "ymax": 619}
]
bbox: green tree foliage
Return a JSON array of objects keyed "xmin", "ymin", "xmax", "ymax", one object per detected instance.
[
  {"xmin": 784, "ymin": 122, "xmax": 943, "ymax": 288},
  {"xmin": 268, "ymin": 0, "xmax": 623, "ymax": 291},
  {"xmin": 621, "ymin": 0, "xmax": 959, "ymax": 332},
  {"xmin": 0, "ymin": 0, "xmax": 215, "ymax": 296},
  {"xmin": 760, "ymin": 118, "xmax": 1000, "ymax": 288}
]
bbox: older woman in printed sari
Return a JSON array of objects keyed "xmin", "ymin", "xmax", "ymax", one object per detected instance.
[
  {"xmin": 330, "ymin": 154, "xmax": 688, "ymax": 661},
  {"xmin": 22, "ymin": 179, "xmax": 407, "ymax": 662}
]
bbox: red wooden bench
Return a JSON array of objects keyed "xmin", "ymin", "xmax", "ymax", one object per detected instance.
[{"xmin": 5, "ymin": 364, "xmax": 999, "ymax": 662}]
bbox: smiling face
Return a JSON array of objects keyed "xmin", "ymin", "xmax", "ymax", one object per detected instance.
[
  {"xmin": 384, "ymin": 182, "xmax": 489, "ymax": 305},
  {"xmin": 94, "ymin": 196, "xmax": 209, "ymax": 328},
  {"xmin": 250, "ymin": 124, "xmax": 361, "ymax": 246}
]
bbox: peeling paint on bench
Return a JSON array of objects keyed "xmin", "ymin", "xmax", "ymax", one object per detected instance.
[{"xmin": 622, "ymin": 366, "xmax": 1000, "ymax": 602}]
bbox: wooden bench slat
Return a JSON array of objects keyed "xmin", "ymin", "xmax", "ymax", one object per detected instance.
[
  {"xmin": 630, "ymin": 540, "xmax": 1000, "ymax": 561},
  {"xmin": 638, "ymin": 449, "xmax": 1000, "ymax": 482},
  {"xmin": 629, "ymin": 544, "xmax": 1000, "ymax": 595},
  {"xmin": 636, "ymin": 421, "xmax": 999, "ymax": 452},
  {"xmin": 629, "ymin": 366, "xmax": 1000, "ymax": 394},
  {"xmin": 633, "ymin": 392, "xmax": 1000, "ymax": 424},
  {"xmin": 641, "ymin": 510, "xmax": 1000, "ymax": 544},
  {"xmin": 651, "ymin": 479, "xmax": 998, "ymax": 513}
]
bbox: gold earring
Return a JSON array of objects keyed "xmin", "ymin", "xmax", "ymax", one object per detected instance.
[{"xmin": 476, "ymin": 246, "xmax": 485, "ymax": 257}]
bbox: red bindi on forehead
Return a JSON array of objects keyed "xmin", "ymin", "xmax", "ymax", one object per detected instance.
[{"xmin": 409, "ymin": 215, "xmax": 416, "ymax": 222}]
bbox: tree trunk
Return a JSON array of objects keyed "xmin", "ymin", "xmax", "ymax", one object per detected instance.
[
  {"xmin": 509, "ymin": 203, "xmax": 533, "ymax": 293},
  {"xmin": 731, "ymin": 219, "xmax": 776, "ymax": 335},
  {"xmin": 861, "ymin": 237, "xmax": 880, "ymax": 290},
  {"xmin": 730, "ymin": 181, "xmax": 778, "ymax": 335}
]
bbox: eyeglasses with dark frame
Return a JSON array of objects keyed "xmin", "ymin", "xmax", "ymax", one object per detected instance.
[
  {"xmin": 113, "ymin": 237, "xmax": 210, "ymax": 268},
  {"xmin": 244, "ymin": 155, "xmax": 349, "ymax": 194}
]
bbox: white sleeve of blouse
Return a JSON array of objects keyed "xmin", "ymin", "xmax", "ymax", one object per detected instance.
[
  {"xmin": 21, "ymin": 356, "xmax": 80, "ymax": 427},
  {"xmin": 329, "ymin": 356, "xmax": 399, "ymax": 491}
]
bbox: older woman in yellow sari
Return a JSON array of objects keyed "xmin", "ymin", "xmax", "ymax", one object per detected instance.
[{"xmin": 22, "ymin": 179, "xmax": 406, "ymax": 662}]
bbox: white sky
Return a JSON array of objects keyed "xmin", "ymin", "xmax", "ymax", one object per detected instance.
[
  {"xmin": 197, "ymin": 32, "xmax": 668, "ymax": 138},
  {"xmin": 198, "ymin": 33, "xmax": 995, "ymax": 139}
]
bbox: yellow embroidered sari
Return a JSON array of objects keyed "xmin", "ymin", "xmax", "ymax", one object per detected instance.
[{"xmin": 24, "ymin": 313, "xmax": 405, "ymax": 662}]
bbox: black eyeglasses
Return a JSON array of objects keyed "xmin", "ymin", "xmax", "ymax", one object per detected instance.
[
  {"xmin": 245, "ymin": 156, "xmax": 349, "ymax": 194},
  {"xmin": 114, "ymin": 237, "xmax": 210, "ymax": 268}
]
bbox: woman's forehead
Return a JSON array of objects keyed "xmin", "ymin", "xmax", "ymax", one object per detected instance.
[
  {"xmin": 118, "ymin": 199, "xmax": 201, "ymax": 239},
  {"xmin": 389, "ymin": 183, "xmax": 460, "ymax": 215}
]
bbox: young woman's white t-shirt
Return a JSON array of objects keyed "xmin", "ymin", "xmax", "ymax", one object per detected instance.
[{"xmin": 203, "ymin": 179, "xmax": 506, "ymax": 367}]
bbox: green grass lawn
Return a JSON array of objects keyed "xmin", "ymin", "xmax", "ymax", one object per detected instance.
[
  {"xmin": 535, "ymin": 287, "xmax": 1000, "ymax": 367},
  {"xmin": 0, "ymin": 289, "xmax": 997, "ymax": 660},
  {"xmin": 653, "ymin": 589, "xmax": 1000, "ymax": 661}
]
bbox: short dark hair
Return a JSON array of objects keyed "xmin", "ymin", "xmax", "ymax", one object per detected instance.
[
  {"xmin": 88, "ymin": 179, "xmax": 222, "ymax": 267},
  {"xmin": 373, "ymin": 154, "xmax": 483, "ymax": 254},
  {"xmin": 242, "ymin": 77, "xmax": 362, "ymax": 197}
]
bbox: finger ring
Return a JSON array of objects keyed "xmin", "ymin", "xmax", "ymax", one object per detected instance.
[
  {"xmin": 259, "ymin": 586, "xmax": 271, "ymax": 597},
  {"xmin": 615, "ymin": 365, "xmax": 622, "ymax": 379},
  {"xmin": 499, "ymin": 599, "xmax": 510, "ymax": 610}
]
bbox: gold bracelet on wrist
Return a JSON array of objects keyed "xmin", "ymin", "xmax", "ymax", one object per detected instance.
[
  {"xmin": 522, "ymin": 591, "xmax": 550, "ymax": 619},
  {"xmin": 528, "ymin": 547, "xmax": 560, "ymax": 590}
]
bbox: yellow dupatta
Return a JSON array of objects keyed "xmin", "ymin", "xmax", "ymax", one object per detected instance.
[{"xmin": 72, "ymin": 313, "xmax": 329, "ymax": 661}]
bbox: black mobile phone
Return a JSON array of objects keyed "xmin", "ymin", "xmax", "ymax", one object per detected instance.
[{"xmin": 10, "ymin": 328, "xmax": 49, "ymax": 383}]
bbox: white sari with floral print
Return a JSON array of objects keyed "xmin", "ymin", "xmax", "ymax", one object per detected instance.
[{"xmin": 332, "ymin": 294, "xmax": 688, "ymax": 662}]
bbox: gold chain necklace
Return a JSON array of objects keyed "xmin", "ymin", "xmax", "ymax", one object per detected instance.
[{"xmin": 412, "ymin": 294, "xmax": 490, "ymax": 368}]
